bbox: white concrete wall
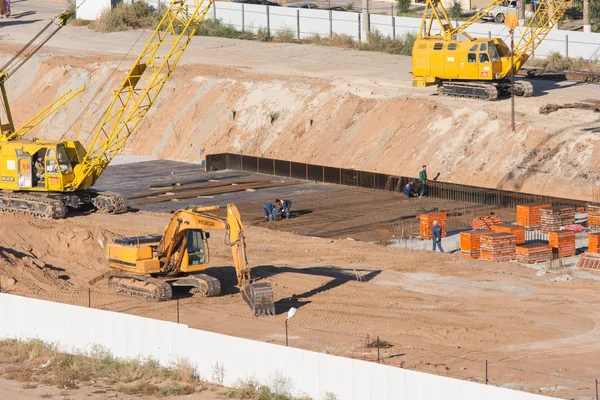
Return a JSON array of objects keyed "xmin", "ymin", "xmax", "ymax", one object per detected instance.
[
  {"xmin": 0, "ymin": 293, "xmax": 557, "ymax": 400},
  {"xmin": 76, "ymin": 0, "xmax": 112, "ymax": 21},
  {"xmin": 76, "ymin": 0, "xmax": 600, "ymax": 59}
]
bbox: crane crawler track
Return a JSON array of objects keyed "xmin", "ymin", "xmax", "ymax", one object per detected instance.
[
  {"xmin": 438, "ymin": 82, "xmax": 499, "ymax": 101},
  {"xmin": 92, "ymin": 192, "xmax": 128, "ymax": 214},
  {"xmin": 0, "ymin": 192, "xmax": 68, "ymax": 219},
  {"xmin": 108, "ymin": 274, "xmax": 173, "ymax": 302}
]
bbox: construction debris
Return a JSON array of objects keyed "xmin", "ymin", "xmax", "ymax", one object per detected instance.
[
  {"xmin": 577, "ymin": 252, "xmax": 600, "ymax": 270},
  {"xmin": 516, "ymin": 203, "xmax": 551, "ymax": 231},
  {"xmin": 539, "ymin": 102, "xmax": 599, "ymax": 115},
  {"xmin": 481, "ymin": 232, "xmax": 516, "ymax": 262},
  {"xmin": 516, "ymin": 243, "xmax": 552, "ymax": 264},
  {"xmin": 460, "ymin": 230, "xmax": 490, "ymax": 259},
  {"xmin": 541, "ymin": 206, "xmax": 575, "ymax": 233},
  {"xmin": 548, "ymin": 230, "xmax": 576, "ymax": 258},
  {"xmin": 419, "ymin": 213, "xmax": 447, "ymax": 240},
  {"xmin": 491, "ymin": 224, "xmax": 526, "ymax": 245},
  {"xmin": 472, "ymin": 215, "xmax": 502, "ymax": 230}
]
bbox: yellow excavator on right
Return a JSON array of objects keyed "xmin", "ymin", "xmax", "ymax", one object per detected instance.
[{"xmin": 412, "ymin": 0, "xmax": 574, "ymax": 100}]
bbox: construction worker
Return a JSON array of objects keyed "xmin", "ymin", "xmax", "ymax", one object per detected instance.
[
  {"xmin": 34, "ymin": 156, "xmax": 44, "ymax": 180},
  {"xmin": 403, "ymin": 181, "xmax": 417, "ymax": 198},
  {"xmin": 0, "ymin": 0, "xmax": 9, "ymax": 18},
  {"xmin": 275, "ymin": 198, "xmax": 292, "ymax": 219},
  {"xmin": 432, "ymin": 220, "xmax": 444, "ymax": 252},
  {"xmin": 419, "ymin": 165, "xmax": 428, "ymax": 198},
  {"xmin": 262, "ymin": 202, "xmax": 276, "ymax": 222}
]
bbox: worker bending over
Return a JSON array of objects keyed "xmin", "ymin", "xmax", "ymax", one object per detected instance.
[
  {"xmin": 276, "ymin": 199, "xmax": 292, "ymax": 219},
  {"xmin": 403, "ymin": 181, "xmax": 417, "ymax": 198},
  {"xmin": 262, "ymin": 202, "xmax": 276, "ymax": 222}
]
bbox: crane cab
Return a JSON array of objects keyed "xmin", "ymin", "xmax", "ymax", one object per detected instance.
[
  {"xmin": 412, "ymin": 37, "xmax": 510, "ymax": 86},
  {"xmin": 0, "ymin": 139, "xmax": 87, "ymax": 191}
]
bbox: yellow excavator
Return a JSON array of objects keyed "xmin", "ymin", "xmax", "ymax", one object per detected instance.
[
  {"xmin": 106, "ymin": 204, "xmax": 276, "ymax": 315},
  {"xmin": 0, "ymin": 0, "xmax": 213, "ymax": 218},
  {"xmin": 412, "ymin": 0, "xmax": 574, "ymax": 100}
]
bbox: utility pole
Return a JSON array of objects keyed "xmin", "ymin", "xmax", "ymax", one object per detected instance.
[
  {"xmin": 362, "ymin": 0, "xmax": 370, "ymax": 43},
  {"xmin": 505, "ymin": 14, "xmax": 518, "ymax": 132},
  {"xmin": 518, "ymin": 0, "xmax": 525, "ymax": 26},
  {"xmin": 583, "ymin": 0, "xmax": 591, "ymax": 32}
]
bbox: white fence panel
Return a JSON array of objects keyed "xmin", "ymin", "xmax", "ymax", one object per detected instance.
[
  {"xmin": 370, "ymin": 14, "xmax": 394, "ymax": 39},
  {"xmin": 331, "ymin": 11, "xmax": 360, "ymax": 40},
  {"xmin": 270, "ymin": 7, "xmax": 301, "ymax": 36},
  {"xmin": 0, "ymin": 293, "xmax": 562, "ymax": 400},
  {"xmin": 76, "ymin": 0, "xmax": 111, "ymax": 20},
  {"xmin": 215, "ymin": 1, "xmax": 244, "ymax": 31},
  {"xmin": 299, "ymin": 8, "xmax": 331, "ymax": 39},
  {"xmin": 238, "ymin": 4, "xmax": 268, "ymax": 33}
]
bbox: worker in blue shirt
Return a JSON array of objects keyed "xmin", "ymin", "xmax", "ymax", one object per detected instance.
[
  {"xmin": 262, "ymin": 202, "xmax": 276, "ymax": 222},
  {"xmin": 432, "ymin": 220, "xmax": 444, "ymax": 252},
  {"xmin": 276, "ymin": 198, "xmax": 292, "ymax": 219},
  {"xmin": 403, "ymin": 181, "xmax": 417, "ymax": 198}
]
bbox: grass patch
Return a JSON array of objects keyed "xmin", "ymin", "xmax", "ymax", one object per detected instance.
[
  {"xmin": 0, "ymin": 339, "xmax": 209, "ymax": 396},
  {"xmin": 526, "ymin": 52, "xmax": 600, "ymax": 73},
  {"xmin": 225, "ymin": 377, "xmax": 310, "ymax": 400},
  {"xmin": 93, "ymin": 2, "xmax": 163, "ymax": 33}
]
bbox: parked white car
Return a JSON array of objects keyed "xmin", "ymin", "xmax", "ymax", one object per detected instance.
[{"xmin": 481, "ymin": 0, "xmax": 533, "ymax": 23}]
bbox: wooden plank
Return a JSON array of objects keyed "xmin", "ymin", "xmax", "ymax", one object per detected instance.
[{"xmin": 127, "ymin": 178, "xmax": 271, "ymax": 200}]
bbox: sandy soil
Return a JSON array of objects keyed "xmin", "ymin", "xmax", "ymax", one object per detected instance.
[
  {"xmin": 1, "ymin": 1, "xmax": 599, "ymax": 201},
  {"xmin": 0, "ymin": 211, "xmax": 598, "ymax": 399}
]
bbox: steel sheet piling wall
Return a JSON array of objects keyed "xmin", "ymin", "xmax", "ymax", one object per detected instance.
[{"xmin": 206, "ymin": 154, "xmax": 587, "ymax": 209}]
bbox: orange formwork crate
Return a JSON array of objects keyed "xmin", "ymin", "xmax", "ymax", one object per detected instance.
[
  {"xmin": 420, "ymin": 212, "xmax": 447, "ymax": 240},
  {"xmin": 541, "ymin": 206, "xmax": 575, "ymax": 233},
  {"xmin": 516, "ymin": 243, "xmax": 552, "ymax": 263},
  {"xmin": 588, "ymin": 233, "xmax": 600, "ymax": 253},
  {"xmin": 480, "ymin": 232, "xmax": 516, "ymax": 262},
  {"xmin": 516, "ymin": 203, "xmax": 551, "ymax": 230},
  {"xmin": 491, "ymin": 224, "xmax": 526, "ymax": 245},
  {"xmin": 588, "ymin": 204, "xmax": 600, "ymax": 230},
  {"xmin": 548, "ymin": 230, "xmax": 576, "ymax": 258},
  {"xmin": 460, "ymin": 230, "xmax": 490, "ymax": 259}
]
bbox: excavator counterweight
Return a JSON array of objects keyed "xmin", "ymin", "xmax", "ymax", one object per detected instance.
[{"xmin": 106, "ymin": 204, "xmax": 275, "ymax": 316}]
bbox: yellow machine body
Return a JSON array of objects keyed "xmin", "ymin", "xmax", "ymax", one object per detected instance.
[
  {"xmin": 107, "ymin": 231, "xmax": 210, "ymax": 275},
  {"xmin": 0, "ymin": 139, "xmax": 94, "ymax": 192},
  {"xmin": 412, "ymin": 37, "xmax": 511, "ymax": 87}
]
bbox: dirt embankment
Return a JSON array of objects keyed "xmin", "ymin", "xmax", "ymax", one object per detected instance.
[
  {"xmin": 3, "ymin": 48, "xmax": 599, "ymax": 200},
  {"xmin": 1, "ymin": 211, "xmax": 600, "ymax": 399}
]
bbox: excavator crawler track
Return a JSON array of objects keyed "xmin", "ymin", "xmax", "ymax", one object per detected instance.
[
  {"xmin": 515, "ymin": 81, "xmax": 534, "ymax": 97},
  {"xmin": 242, "ymin": 281, "xmax": 276, "ymax": 316},
  {"xmin": 92, "ymin": 192, "xmax": 128, "ymax": 214},
  {"xmin": 187, "ymin": 273, "xmax": 221, "ymax": 297},
  {"xmin": 0, "ymin": 192, "xmax": 68, "ymax": 219},
  {"xmin": 108, "ymin": 274, "xmax": 173, "ymax": 302},
  {"xmin": 438, "ymin": 82, "xmax": 499, "ymax": 101}
]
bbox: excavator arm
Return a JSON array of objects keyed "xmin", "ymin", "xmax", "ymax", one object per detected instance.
[{"xmin": 156, "ymin": 204, "xmax": 275, "ymax": 315}]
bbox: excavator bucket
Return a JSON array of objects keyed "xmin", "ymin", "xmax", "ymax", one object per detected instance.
[{"xmin": 242, "ymin": 281, "xmax": 275, "ymax": 316}]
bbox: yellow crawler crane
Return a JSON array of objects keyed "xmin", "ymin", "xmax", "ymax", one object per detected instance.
[
  {"xmin": 107, "ymin": 204, "xmax": 276, "ymax": 316},
  {"xmin": 0, "ymin": 0, "xmax": 213, "ymax": 218},
  {"xmin": 412, "ymin": 0, "xmax": 574, "ymax": 100}
]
